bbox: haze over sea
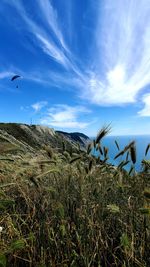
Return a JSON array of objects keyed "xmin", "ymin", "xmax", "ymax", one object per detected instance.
[{"xmin": 92, "ymin": 135, "xmax": 150, "ymax": 172}]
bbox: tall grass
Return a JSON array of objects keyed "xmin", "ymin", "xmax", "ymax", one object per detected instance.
[{"xmin": 0, "ymin": 127, "xmax": 150, "ymax": 266}]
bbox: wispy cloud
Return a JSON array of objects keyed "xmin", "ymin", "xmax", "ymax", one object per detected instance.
[
  {"xmin": 35, "ymin": 33, "xmax": 70, "ymax": 67},
  {"xmin": 138, "ymin": 93, "xmax": 150, "ymax": 117},
  {"xmin": 2, "ymin": 0, "xmax": 150, "ymax": 109},
  {"xmin": 40, "ymin": 104, "xmax": 91, "ymax": 129},
  {"xmin": 4, "ymin": 0, "xmax": 87, "ymax": 80},
  {"xmin": 0, "ymin": 71, "xmax": 14, "ymax": 79},
  {"xmin": 7, "ymin": 0, "xmax": 70, "ymax": 68},
  {"xmin": 37, "ymin": 0, "xmax": 67, "ymax": 51},
  {"xmin": 83, "ymin": 0, "xmax": 150, "ymax": 106},
  {"xmin": 31, "ymin": 101, "xmax": 48, "ymax": 112}
]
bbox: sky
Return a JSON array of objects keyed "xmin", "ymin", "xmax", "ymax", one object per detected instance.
[{"xmin": 0, "ymin": 0, "xmax": 150, "ymax": 137}]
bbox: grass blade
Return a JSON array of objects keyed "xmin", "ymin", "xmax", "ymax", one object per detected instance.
[
  {"xmin": 95, "ymin": 125, "xmax": 111, "ymax": 144},
  {"xmin": 145, "ymin": 144, "xmax": 150, "ymax": 156},
  {"xmin": 130, "ymin": 144, "xmax": 136, "ymax": 164},
  {"xmin": 115, "ymin": 140, "xmax": 120, "ymax": 151}
]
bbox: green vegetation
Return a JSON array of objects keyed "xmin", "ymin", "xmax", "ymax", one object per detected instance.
[{"xmin": 0, "ymin": 126, "xmax": 150, "ymax": 266}]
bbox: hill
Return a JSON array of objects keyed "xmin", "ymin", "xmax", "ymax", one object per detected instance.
[
  {"xmin": 0, "ymin": 123, "xmax": 89, "ymax": 152},
  {"xmin": 0, "ymin": 122, "xmax": 90, "ymax": 180}
]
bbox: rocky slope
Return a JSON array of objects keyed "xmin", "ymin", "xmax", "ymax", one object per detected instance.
[
  {"xmin": 0, "ymin": 123, "xmax": 90, "ymax": 180},
  {"xmin": 0, "ymin": 123, "xmax": 89, "ymax": 153}
]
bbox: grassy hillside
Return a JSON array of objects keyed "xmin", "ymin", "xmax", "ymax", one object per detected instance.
[
  {"xmin": 0, "ymin": 123, "xmax": 89, "ymax": 152},
  {"xmin": 0, "ymin": 126, "xmax": 150, "ymax": 267}
]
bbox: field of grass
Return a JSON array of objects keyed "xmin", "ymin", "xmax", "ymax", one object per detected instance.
[{"xmin": 0, "ymin": 127, "xmax": 150, "ymax": 267}]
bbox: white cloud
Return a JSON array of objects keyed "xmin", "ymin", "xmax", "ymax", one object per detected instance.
[
  {"xmin": 83, "ymin": 0, "xmax": 150, "ymax": 106},
  {"xmin": 138, "ymin": 93, "xmax": 150, "ymax": 117},
  {"xmin": 40, "ymin": 104, "xmax": 91, "ymax": 129},
  {"xmin": 82, "ymin": 69, "xmax": 137, "ymax": 106},
  {"xmin": 41, "ymin": 120, "xmax": 89, "ymax": 129},
  {"xmin": 31, "ymin": 101, "xmax": 48, "ymax": 112},
  {"xmin": 0, "ymin": 71, "xmax": 13, "ymax": 79}
]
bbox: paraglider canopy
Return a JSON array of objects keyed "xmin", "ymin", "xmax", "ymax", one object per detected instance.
[{"xmin": 11, "ymin": 75, "xmax": 21, "ymax": 81}]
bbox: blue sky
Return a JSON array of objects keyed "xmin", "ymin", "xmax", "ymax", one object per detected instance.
[{"xmin": 0, "ymin": 0, "xmax": 150, "ymax": 136}]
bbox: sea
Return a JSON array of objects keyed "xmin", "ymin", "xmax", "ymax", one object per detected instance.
[{"xmin": 91, "ymin": 135, "xmax": 150, "ymax": 172}]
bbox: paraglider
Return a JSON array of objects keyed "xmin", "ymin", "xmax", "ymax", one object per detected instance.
[
  {"xmin": 11, "ymin": 75, "xmax": 21, "ymax": 81},
  {"xmin": 11, "ymin": 75, "xmax": 21, "ymax": 89}
]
